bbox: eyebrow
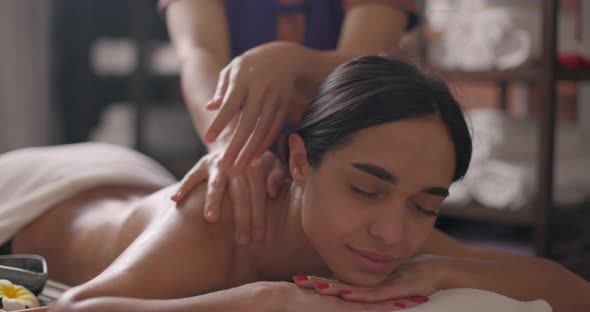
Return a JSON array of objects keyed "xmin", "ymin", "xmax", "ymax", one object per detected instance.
[
  {"xmin": 352, "ymin": 163, "xmax": 396, "ymax": 183},
  {"xmin": 351, "ymin": 162, "xmax": 449, "ymax": 197}
]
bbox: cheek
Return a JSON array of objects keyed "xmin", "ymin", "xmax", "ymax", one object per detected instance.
[
  {"xmin": 405, "ymin": 219, "xmax": 436, "ymax": 256},
  {"xmin": 300, "ymin": 177, "xmax": 362, "ymax": 249}
]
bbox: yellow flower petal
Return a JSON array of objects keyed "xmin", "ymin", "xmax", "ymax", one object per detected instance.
[{"xmin": 0, "ymin": 279, "xmax": 40, "ymax": 310}]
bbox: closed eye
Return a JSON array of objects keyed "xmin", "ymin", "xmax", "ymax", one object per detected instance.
[
  {"xmin": 350, "ymin": 185, "xmax": 380, "ymax": 199},
  {"xmin": 414, "ymin": 204, "xmax": 439, "ymax": 217}
]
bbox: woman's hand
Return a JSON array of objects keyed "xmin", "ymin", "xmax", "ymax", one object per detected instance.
[
  {"xmin": 204, "ymin": 41, "xmax": 309, "ymax": 171},
  {"xmin": 171, "ymin": 150, "xmax": 287, "ymax": 245},
  {"xmin": 293, "ymin": 255, "xmax": 447, "ymax": 304},
  {"xmin": 255, "ymin": 281, "xmax": 417, "ymax": 312}
]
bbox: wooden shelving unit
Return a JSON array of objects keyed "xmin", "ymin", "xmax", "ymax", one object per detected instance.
[
  {"xmin": 54, "ymin": 0, "xmax": 177, "ymax": 144},
  {"xmin": 420, "ymin": 0, "xmax": 590, "ymax": 257},
  {"xmin": 54, "ymin": 0, "xmax": 198, "ymax": 177}
]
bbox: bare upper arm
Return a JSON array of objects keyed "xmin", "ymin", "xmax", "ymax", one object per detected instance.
[
  {"xmin": 70, "ymin": 183, "xmax": 236, "ymax": 301},
  {"xmin": 166, "ymin": 0, "xmax": 231, "ymax": 63},
  {"xmin": 338, "ymin": 3, "xmax": 408, "ymax": 55}
]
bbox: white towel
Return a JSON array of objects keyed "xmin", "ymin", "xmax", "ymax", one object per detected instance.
[
  {"xmin": 446, "ymin": 109, "xmax": 590, "ymax": 210},
  {"xmin": 408, "ymin": 288, "xmax": 551, "ymax": 312},
  {"xmin": 0, "ymin": 142, "xmax": 177, "ymax": 245}
]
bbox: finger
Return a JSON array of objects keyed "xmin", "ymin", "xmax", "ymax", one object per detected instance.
[
  {"xmin": 266, "ymin": 159, "xmax": 287, "ymax": 198},
  {"xmin": 339, "ymin": 284, "xmax": 409, "ymax": 304},
  {"xmin": 229, "ymin": 174, "xmax": 251, "ymax": 246},
  {"xmin": 206, "ymin": 96, "xmax": 223, "ymax": 111},
  {"xmin": 246, "ymin": 166, "xmax": 266, "ymax": 241},
  {"xmin": 221, "ymin": 87, "xmax": 265, "ymax": 169},
  {"xmin": 212, "ymin": 65, "xmax": 230, "ymax": 101},
  {"xmin": 293, "ymin": 276, "xmax": 357, "ymax": 298},
  {"xmin": 205, "ymin": 169, "xmax": 229, "ymax": 223},
  {"xmin": 254, "ymin": 103, "xmax": 289, "ymax": 159},
  {"xmin": 312, "ymin": 282, "xmax": 354, "ymax": 297},
  {"xmin": 292, "ymin": 275, "xmax": 335, "ymax": 289},
  {"xmin": 205, "ymin": 77, "xmax": 245, "ymax": 143},
  {"xmin": 172, "ymin": 160, "xmax": 209, "ymax": 203},
  {"xmin": 233, "ymin": 91, "xmax": 280, "ymax": 170},
  {"xmin": 206, "ymin": 67, "xmax": 229, "ymax": 110}
]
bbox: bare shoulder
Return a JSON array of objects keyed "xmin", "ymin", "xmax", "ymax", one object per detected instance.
[{"xmin": 173, "ymin": 182, "xmax": 235, "ymax": 236}]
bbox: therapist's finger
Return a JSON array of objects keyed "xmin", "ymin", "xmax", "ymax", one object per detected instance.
[
  {"xmin": 172, "ymin": 160, "xmax": 209, "ymax": 203},
  {"xmin": 208, "ymin": 66, "xmax": 230, "ymax": 108},
  {"xmin": 204, "ymin": 169, "xmax": 229, "ymax": 223},
  {"xmin": 205, "ymin": 71, "xmax": 245, "ymax": 143},
  {"xmin": 234, "ymin": 91, "xmax": 280, "ymax": 171},
  {"xmin": 206, "ymin": 96, "xmax": 223, "ymax": 111},
  {"xmin": 229, "ymin": 174, "xmax": 251, "ymax": 246},
  {"xmin": 254, "ymin": 103, "xmax": 288, "ymax": 159},
  {"xmin": 246, "ymin": 163, "xmax": 267, "ymax": 241},
  {"xmin": 266, "ymin": 157, "xmax": 287, "ymax": 198},
  {"xmin": 221, "ymin": 87, "xmax": 265, "ymax": 170},
  {"xmin": 206, "ymin": 72, "xmax": 229, "ymax": 110}
]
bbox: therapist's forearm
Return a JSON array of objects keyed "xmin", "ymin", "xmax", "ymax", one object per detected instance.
[
  {"xmin": 166, "ymin": 0, "xmax": 234, "ymax": 152},
  {"xmin": 296, "ymin": 4, "xmax": 407, "ymax": 96},
  {"xmin": 179, "ymin": 50, "xmax": 236, "ymax": 152},
  {"xmin": 443, "ymin": 255, "xmax": 590, "ymax": 312},
  {"xmin": 295, "ymin": 44, "xmax": 401, "ymax": 100}
]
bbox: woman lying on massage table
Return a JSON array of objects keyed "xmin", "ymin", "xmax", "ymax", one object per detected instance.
[{"xmin": 6, "ymin": 56, "xmax": 590, "ymax": 312}]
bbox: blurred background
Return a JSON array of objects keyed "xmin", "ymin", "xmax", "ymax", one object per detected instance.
[{"xmin": 0, "ymin": 0, "xmax": 589, "ymax": 279}]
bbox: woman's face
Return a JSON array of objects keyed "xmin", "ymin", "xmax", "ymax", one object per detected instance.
[{"xmin": 292, "ymin": 116, "xmax": 456, "ymax": 287}]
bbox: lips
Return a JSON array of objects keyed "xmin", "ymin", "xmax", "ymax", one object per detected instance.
[
  {"xmin": 347, "ymin": 245, "xmax": 396, "ymax": 274},
  {"xmin": 347, "ymin": 245, "xmax": 395, "ymax": 262}
]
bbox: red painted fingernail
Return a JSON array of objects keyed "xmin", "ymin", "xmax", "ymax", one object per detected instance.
[
  {"xmin": 393, "ymin": 302, "xmax": 407, "ymax": 309},
  {"xmin": 409, "ymin": 296, "xmax": 429, "ymax": 303},
  {"xmin": 292, "ymin": 275, "xmax": 308, "ymax": 282},
  {"xmin": 315, "ymin": 283, "xmax": 330, "ymax": 290},
  {"xmin": 339, "ymin": 290, "xmax": 352, "ymax": 296}
]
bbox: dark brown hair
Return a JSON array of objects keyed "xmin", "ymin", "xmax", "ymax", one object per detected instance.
[{"xmin": 292, "ymin": 55, "xmax": 472, "ymax": 182}]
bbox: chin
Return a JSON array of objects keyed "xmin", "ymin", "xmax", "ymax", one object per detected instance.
[{"xmin": 332, "ymin": 268, "xmax": 389, "ymax": 287}]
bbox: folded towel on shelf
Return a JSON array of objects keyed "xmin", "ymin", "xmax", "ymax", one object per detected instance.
[
  {"xmin": 0, "ymin": 143, "xmax": 177, "ymax": 246},
  {"xmin": 426, "ymin": 0, "xmax": 540, "ymax": 71},
  {"xmin": 446, "ymin": 109, "xmax": 590, "ymax": 210}
]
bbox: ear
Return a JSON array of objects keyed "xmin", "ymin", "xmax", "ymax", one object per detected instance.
[{"xmin": 288, "ymin": 133, "xmax": 310, "ymax": 185}]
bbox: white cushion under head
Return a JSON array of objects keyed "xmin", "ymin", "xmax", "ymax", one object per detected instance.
[{"xmin": 405, "ymin": 288, "xmax": 551, "ymax": 312}]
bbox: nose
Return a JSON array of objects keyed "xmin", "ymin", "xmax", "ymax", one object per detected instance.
[{"xmin": 368, "ymin": 200, "xmax": 407, "ymax": 246}]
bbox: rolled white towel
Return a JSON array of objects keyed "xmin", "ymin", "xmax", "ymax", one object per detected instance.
[{"xmin": 0, "ymin": 143, "xmax": 177, "ymax": 245}]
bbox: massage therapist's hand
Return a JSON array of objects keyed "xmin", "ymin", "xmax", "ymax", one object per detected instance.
[
  {"xmin": 292, "ymin": 255, "xmax": 447, "ymax": 305},
  {"xmin": 171, "ymin": 150, "xmax": 286, "ymax": 245},
  {"xmin": 255, "ymin": 281, "xmax": 416, "ymax": 312},
  {"xmin": 204, "ymin": 41, "xmax": 308, "ymax": 171}
]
